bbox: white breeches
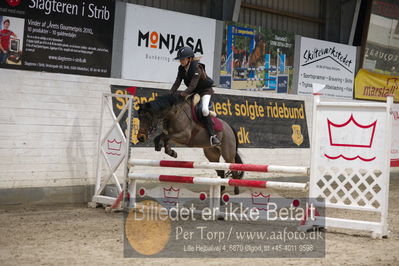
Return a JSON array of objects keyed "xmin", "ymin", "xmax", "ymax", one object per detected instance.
[{"xmin": 201, "ymin": 94, "xmax": 211, "ymax": 117}]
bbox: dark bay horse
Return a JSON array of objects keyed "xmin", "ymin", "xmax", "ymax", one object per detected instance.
[{"xmin": 137, "ymin": 94, "xmax": 244, "ymax": 194}]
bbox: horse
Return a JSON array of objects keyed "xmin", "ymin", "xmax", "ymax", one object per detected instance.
[
  {"xmin": 136, "ymin": 93, "xmax": 244, "ymax": 194},
  {"xmin": 248, "ymin": 37, "xmax": 266, "ymax": 68}
]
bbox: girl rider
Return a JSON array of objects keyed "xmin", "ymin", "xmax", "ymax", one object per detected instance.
[{"xmin": 170, "ymin": 46, "xmax": 221, "ymax": 146}]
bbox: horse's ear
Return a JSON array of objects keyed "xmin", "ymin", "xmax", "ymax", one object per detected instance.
[{"xmin": 138, "ymin": 102, "xmax": 152, "ymax": 115}]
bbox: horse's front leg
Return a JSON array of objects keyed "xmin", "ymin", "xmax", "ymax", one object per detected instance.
[
  {"xmin": 162, "ymin": 135, "xmax": 178, "ymax": 158},
  {"xmin": 163, "ymin": 128, "xmax": 191, "ymax": 158},
  {"xmin": 153, "ymin": 133, "xmax": 164, "ymax": 152}
]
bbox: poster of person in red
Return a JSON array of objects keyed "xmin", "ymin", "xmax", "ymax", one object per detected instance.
[{"xmin": 0, "ymin": 18, "xmax": 17, "ymax": 64}]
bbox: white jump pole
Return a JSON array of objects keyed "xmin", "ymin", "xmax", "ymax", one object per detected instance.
[
  {"xmin": 128, "ymin": 173, "xmax": 308, "ymax": 191},
  {"xmin": 129, "ymin": 159, "xmax": 309, "ymax": 175}
]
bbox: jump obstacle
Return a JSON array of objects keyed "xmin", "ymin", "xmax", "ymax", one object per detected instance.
[{"xmin": 92, "ymin": 93, "xmax": 394, "ymax": 238}]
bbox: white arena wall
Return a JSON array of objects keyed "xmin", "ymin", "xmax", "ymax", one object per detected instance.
[{"xmin": 0, "ymin": 68, "xmax": 394, "ymax": 204}]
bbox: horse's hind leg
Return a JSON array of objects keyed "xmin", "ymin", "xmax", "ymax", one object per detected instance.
[
  {"xmin": 221, "ymin": 142, "xmax": 242, "ymax": 195},
  {"xmin": 203, "ymin": 148, "xmax": 225, "ymax": 192},
  {"xmin": 231, "ymin": 172, "xmax": 240, "ymax": 195}
]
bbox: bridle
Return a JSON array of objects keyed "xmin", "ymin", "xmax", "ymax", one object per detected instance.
[{"xmin": 138, "ymin": 98, "xmax": 189, "ymax": 138}]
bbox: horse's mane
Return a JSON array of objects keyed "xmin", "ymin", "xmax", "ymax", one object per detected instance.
[{"xmin": 143, "ymin": 93, "xmax": 185, "ymax": 114}]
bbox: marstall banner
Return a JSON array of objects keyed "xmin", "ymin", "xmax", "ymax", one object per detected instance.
[
  {"xmin": 294, "ymin": 36, "xmax": 356, "ymax": 99},
  {"xmin": 355, "ymin": 69, "xmax": 399, "ymax": 102},
  {"xmin": 0, "ymin": 0, "xmax": 115, "ymax": 77},
  {"xmin": 110, "ymin": 85, "xmax": 309, "ymax": 149},
  {"xmin": 219, "ymin": 21, "xmax": 295, "ymax": 92},
  {"xmin": 121, "ymin": 4, "xmax": 216, "ymax": 83}
]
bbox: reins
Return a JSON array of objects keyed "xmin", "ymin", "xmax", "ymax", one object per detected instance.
[{"xmin": 180, "ymin": 100, "xmax": 192, "ymax": 122}]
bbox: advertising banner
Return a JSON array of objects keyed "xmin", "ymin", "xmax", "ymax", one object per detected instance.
[
  {"xmin": 294, "ymin": 36, "xmax": 356, "ymax": 99},
  {"xmin": 354, "ymin": 68, "xmax": 399, "ymax": 102},
  {"xmin": 362, "ymin": 0, "xmax": 399, "ymax": 75},
  {"xmin": 354, "ymin": 69, "xmax": 399, "ymax": 167},
  {"xmin": 0, "ymin": 0, "xmax": 115, "ymax": 77},
  {"xmin": 219, "ymin": 22, "xmax": 295, "ymax": 92},
  {"xmin": 110, "ymin": 86, "xmax": 310, "ymax": 149},
  {"xmin": 121, "ymin": 4, "xmax": 216, "ymax": 83}
]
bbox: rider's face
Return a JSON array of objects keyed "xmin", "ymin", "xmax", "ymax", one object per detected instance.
[
  {"xmin": 179, "ymin": 58, "xmax": 190, "ymax": 67},
  {"xmin": 3, "ymin": 22, "xmax": 9, "ymax": 29}
]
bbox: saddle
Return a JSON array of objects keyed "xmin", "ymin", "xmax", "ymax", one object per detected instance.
[{"xmin": 190, "ymin": 94, "xmax": 223, "ymax": 132}]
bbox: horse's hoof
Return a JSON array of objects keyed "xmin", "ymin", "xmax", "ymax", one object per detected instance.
[
  {"xmin": 171, "ymin": 151, "xmax": 178, "ymax": 158},
  {"xmin": 234, "ymin": 187, "xmax": 240, "ymax": 195},
  {"xmin": 155, "ymin": 146, "xmax": 161, "ymax": 151}
]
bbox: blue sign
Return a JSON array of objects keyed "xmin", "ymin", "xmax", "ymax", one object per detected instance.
[
  {"xmin": 219, "ymin": 76, "xmax": 232, "ymax": 89},
  {"xmin": 277, "ymin": 75, "xmax": 288, "ymax": 93}
]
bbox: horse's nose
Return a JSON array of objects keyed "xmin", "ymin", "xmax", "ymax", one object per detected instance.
[{"xmin": 137, "ymin": 133, "xmax": 147, "ymax": 142}]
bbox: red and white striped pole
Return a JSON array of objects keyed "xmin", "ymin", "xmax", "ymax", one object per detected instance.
[
  {"xmin": 128, "ymin": 159, "xmax": 309, "ymax": 175},
  {"xmin": 128, "ymin": 173, "xmax": 308, "ymax": 191}
]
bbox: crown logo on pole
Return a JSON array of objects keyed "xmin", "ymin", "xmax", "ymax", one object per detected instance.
[
  {"xmin": 251, "ymin": 192, "xmax": 271, "ymax": 205},
  {"xmin": 163, "ymin": 186, "xmax": 180, "ymax": 199}
]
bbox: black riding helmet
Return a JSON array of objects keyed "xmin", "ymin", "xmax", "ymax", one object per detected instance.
[{"xmin": 174, "ymin": 46, "xmax": 194, "ymax": 60}]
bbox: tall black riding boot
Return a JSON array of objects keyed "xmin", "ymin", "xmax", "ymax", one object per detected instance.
[{"xmin": 204, "ymin": 115, "xmax": 221, "ymax": 146}]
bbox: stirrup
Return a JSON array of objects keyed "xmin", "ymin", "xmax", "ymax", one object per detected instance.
[{"xmin": 210, "ymin": 135, "xmax": 221, "ymax": 146}]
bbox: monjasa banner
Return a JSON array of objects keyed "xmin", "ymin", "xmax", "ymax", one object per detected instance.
[
  {"xmin": 0, "ymin": 0, "xmax": 114, "ymax": 77},
  {"xmin": 120, "ymin": 3, "xmax": 216, "ymax": 83},
  {"xmin": 110, "ymin": 85, "xmax": 310, "ymax": 149}
]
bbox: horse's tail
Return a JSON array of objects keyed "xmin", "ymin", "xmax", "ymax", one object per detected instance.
[{"xmin": 230, "ymin": 125, "xmax": 245, "ymax": 179}]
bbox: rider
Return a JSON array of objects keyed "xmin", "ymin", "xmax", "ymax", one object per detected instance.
[{"xmin": 170, "ymin": 46, "xmax": 221, "ymax": 146}]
